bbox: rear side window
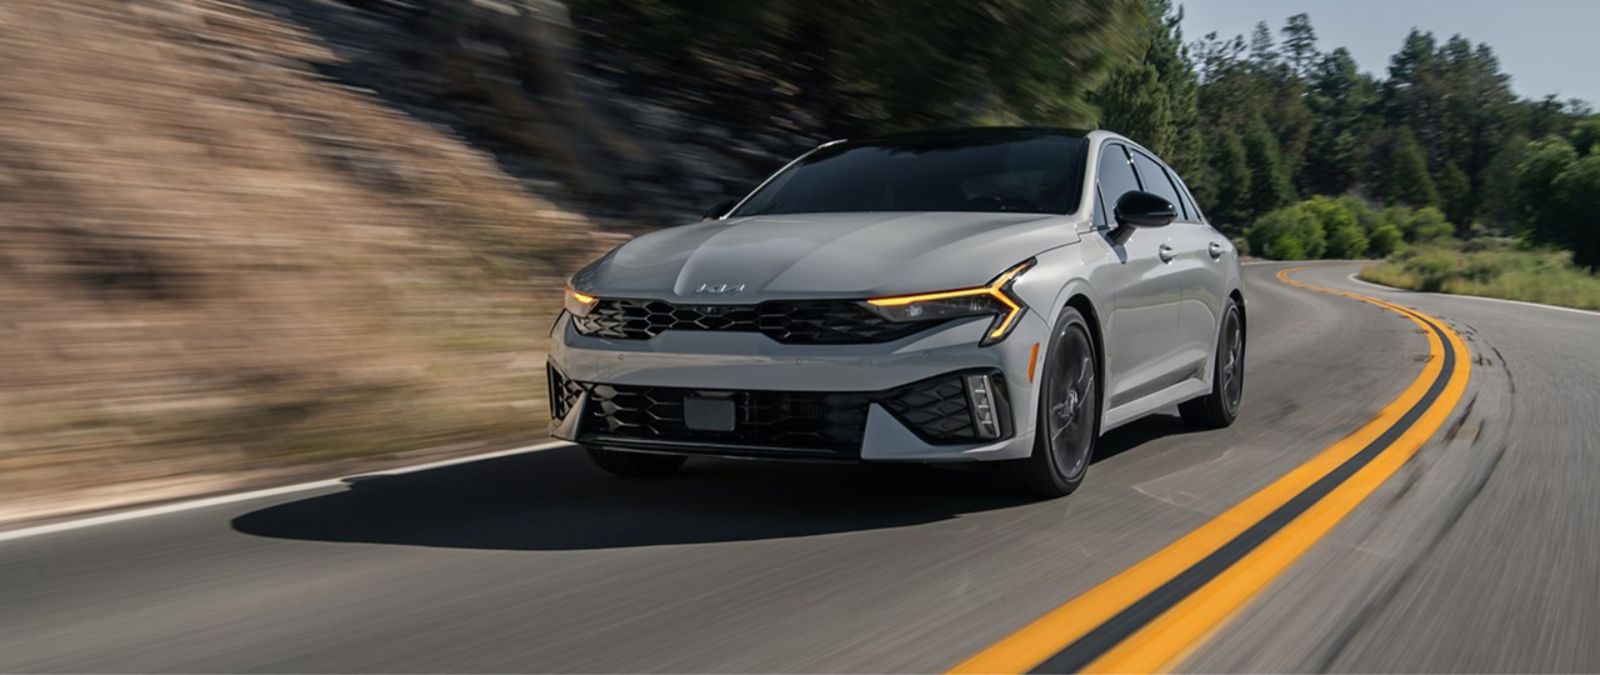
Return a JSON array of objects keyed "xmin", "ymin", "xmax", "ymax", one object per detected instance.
[
  {"xmin": 1130, "ymin": 152, "xmax": 1189, "ymax": 220},
  {"xmin": 1174, "ymin": 176, "xmax": 1204, "ymax": 222},
  {"xmin": 1097, "ymin": 145, "xmax": 1142, "ymax": 216}
]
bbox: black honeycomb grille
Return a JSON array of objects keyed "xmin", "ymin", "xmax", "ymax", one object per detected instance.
[
  {"xmin": 584, "ymin": 385, "xmax": 871, "ymax": 453},
  {"xmin": 547, "ymin": 363, "xmax": 583, "ymax": 419},
  {"xmin": 570, "ymin": 299, "xmax": 937, "ymax": 344},
  {"xmin": 568, "ymin": 370, "xmax": 1008, "ymax": 454},
  {"xmin": 881, "ymin": 376, "xmax": 980, "ymax": 441}
]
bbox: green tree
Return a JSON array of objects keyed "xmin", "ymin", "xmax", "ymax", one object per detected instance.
[
  {"xmin": 1551, "ymin": 155, "xmax": 1600, "ymax": 270},
  {"xmin": 1478, "ymin": 136, "xmax": 1530, "ymax": 230},
  {"xmin": 1378, "ymin": 31, "xmax": 1516, "ymax": 225},
  {"xmin": 1434, "ymin": 161, "xmax": 1471, "ymax": 231},
  {"xmin": 1205, "ymin": 127, "xmax": 1253, "ymax": 230},
  {"xmin": 1571, "ymin": 117, "xmax": 1600, "ymax": 157},
  {"xmin": 1279, "ymin": 13, "xmax": 1319, "ymax": 78},
  {"xmin": 1378, "ymin": 128, "xmax": 1440, "ymax": 206},
  {"xmin": 1514, "ymin": 137, "xmax": 1579, "ymax": 241},
  {"xmin": 1248, "ymin": 21, "xmax": 1278, "ymax": 71},
  {"xmin": 570, "ymin": 0, "xmax": 1144, "ymax": 134},
  {"xmin": 1096, "ymin": 0, "xmax": 1204, "ymax": 183},
  {"xmin": 1242, "ymin": 116, "xmax": 1294, "ymax": 217},
  {"xmin": 1302, "ymin": 48, "xmax": 1379, "ymax": 195}
]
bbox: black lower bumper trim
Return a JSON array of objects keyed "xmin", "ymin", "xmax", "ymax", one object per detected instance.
[
  {"xmin": 549, "ymin": 367, "xmax": 1014, "ymax": 457},
  {"xmin": 578, "ymin": 436, "xmax": 862, "ymax": 463}
]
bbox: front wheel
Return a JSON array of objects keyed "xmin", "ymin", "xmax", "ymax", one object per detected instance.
[
  {"xmin": 1179, "ymin": 298, "xmax": 1245, "ymax": 429},
  {"xmin": 584, "ymin": 446, "xmax": 687, "ymax": 477},
  {"xmin": 995, "ymin": 307, "xmax": 1099, "ymax": 499}
]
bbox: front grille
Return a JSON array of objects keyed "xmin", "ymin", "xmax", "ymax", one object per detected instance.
[
  {"xmin": 584, "ymin": 384, "xmax": 871, "ymax": 454},
  {"xmin": 570, "ymin": 298, "xmax": 937, "ymax": 344},
  {"xmin": 547, "ymin": 363, "xmax": 583, "ymax": 419},
  {"xmin": 560, "ymin": 370, "xmax": 1010, "ymax": 456},
  {"xmin": 881, "ymin": 376, "xmax": 980, "ymax": 441}
]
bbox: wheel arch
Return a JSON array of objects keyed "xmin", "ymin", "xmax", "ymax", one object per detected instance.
[
  {"xmin": 1061, "ymin": 292, "xmax": 1106, "ymax": 433},
  {"xmin": 1229, "ymin": 287, "xmax": 1247, "ymax": 344}
]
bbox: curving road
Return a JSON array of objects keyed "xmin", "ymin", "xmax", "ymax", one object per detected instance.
[{"xmin": 2, "ymin": 262, "xmax": 1596, "ymax": 673}]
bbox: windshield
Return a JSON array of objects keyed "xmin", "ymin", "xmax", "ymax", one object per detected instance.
[{"xmin": 730, "ymin": 131, "xmax": 1088, "ymax": 217}]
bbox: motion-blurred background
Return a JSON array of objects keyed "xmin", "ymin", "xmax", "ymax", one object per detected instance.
[{"xmin": 2, "ymin": 0, "xmax": 1596, "ymax": 523}]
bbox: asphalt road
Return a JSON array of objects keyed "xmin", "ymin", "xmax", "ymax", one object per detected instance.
[{"xmin": 2, "ymin": 262, "xmax": 1596, "ymax": 673}]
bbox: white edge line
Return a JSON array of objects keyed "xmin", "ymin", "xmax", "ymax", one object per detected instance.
[
  {"xmin": 0, "ymin": 440, "xmax": 573, "ymax": 543},
  {"xmin": 1346, "ymin": 272, "xmax": 1600, "ymax": 319}
]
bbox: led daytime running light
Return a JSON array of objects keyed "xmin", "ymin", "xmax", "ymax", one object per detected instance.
[{"xmin": 865, "ymin": 260, "xmax": 1033, "ymax": 341}]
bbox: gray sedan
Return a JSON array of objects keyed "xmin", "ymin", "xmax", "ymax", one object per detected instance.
[{"xmin": 549, "ymin": 127, "xmax": 1244, "ymax": 497}]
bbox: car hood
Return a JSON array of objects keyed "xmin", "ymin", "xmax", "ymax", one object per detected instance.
[{"xmin": 573, "ymin": 212, "xmax": 1078, "ymax": 301}]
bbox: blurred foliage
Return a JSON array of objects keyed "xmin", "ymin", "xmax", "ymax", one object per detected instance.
[{"xmin": 568, "ymin": 0, "xmax": 1143, "ymax": 134}]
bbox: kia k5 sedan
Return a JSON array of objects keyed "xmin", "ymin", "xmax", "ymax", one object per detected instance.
[{"xmin": 548, "ymin": 128, "xmax": 1244, "ymax": 497}]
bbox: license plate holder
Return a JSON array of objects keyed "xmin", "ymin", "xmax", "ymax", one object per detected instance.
[{"xmin": 683, "ymin": 396, "xmax": 736, "ymax": 431}]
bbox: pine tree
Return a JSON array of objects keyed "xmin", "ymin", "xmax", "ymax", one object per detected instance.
[
  {"xmin": 1242, "ymin": 116, "xmax": 1294, "ymax": 218},
  {"xmin": 1280, "ymin": 13, "xmax": 1318, "ymax": 78},
  {"xmin": 1206, "ymin": 128, "xmax": 1253, "ymax": 231},
  {"xmin": 1248, "ymin": 21, "xmax": 1278, "ymax": 71},
  {"xmin": 1478, "ymin": 137, "xmax": 1529, "ymax": 230},
  {"xmin": 1380, "ymin": 128, "xmax": 1440, "ymax": 207},
  {"xmin": 1096, "ymin": 0, "xmax": 1204, "ymax": 186},
  {"xmin": 1303, "ymin": 48, "xmax": 1378, "ymax": 195},
  {"xmin": 1434, "ymin": 161, "xmax": 1471, "ymax": 231}
]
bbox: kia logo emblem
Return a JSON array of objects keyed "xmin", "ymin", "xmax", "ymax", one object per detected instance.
[{"xmin": 695, "ymin": 282, "xmax": 745, "ymax": 295}]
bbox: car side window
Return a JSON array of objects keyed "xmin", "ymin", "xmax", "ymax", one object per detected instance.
[
  {"xmin": 1174, "ymin": 175, "xmax": 1204, "ymax": 223},
  {"xmin": 1097, "ymin": 144, "xmax": 1141, "ymax": 227},
  {"xmin": 1130, "ymin": 151, "xmax": 1188, "ymax": 221},
  {"xmin": 1093, "ymin": 185, "xmax": 1109, "ymax": 228}
]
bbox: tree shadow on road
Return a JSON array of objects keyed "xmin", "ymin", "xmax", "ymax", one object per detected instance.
[{"xmin": 232, "ymin": 414, "xmax": 1200, "ymax": 551}]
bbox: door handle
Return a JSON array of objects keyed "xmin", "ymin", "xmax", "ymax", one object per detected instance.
[
  {"xmin": 1158, "ymin": 244, "xmax": 1176, "ymax": 263},
  {"xmin": 1208, "ymin": 241, "xmax": 1226, "ymax": 260}
]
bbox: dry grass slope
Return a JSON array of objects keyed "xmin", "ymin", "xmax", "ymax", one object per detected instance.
[
  {"xmin": 0, "ymin": 0, "xmax": 600, "ymax": 522},
  {"xmin": 1360, "ymin": 243, "xmax": 1600, "ymax": 311}
]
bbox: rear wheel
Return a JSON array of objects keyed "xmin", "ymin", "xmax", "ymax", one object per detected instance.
[
  {"xmin": 584, "ymin": 446, "xmax": 687, "ymax": 477},
  {"xmin": 1179, "ymin": 298, "xmax": 1244, "ymax": 429},
  {"xmin": 996, "ymin": 307, "xmax": 1099, "ymax": 498}
]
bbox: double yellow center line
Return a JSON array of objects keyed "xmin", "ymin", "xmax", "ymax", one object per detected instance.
[{"xmin": 951, "ymin": 266, "xmax": 1471, "ymax": 674}]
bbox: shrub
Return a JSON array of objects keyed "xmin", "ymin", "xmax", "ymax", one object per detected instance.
[
  {"xmin": 1404, "ymin": 206, "xmax": 1454, "ymax": 242},
  {"xmin": 1327, "ymin": 223, "xmax": 1370, "ymax": 259},
  {"xmin": 1248, "ymin": 204, "xmax": 1326, "ymax": 260},
  {"xmin": 1368, "ymin": 223, "xmax": 1404, "ymax": 257},
  {"xmin": 1360, "ymin": 243, "xmax": 1600, "ymax": 310}
]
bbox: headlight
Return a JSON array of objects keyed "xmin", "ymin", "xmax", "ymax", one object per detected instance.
[
  {"xmin": 863, "ymin": 259, "xmax": 1034, "ymax": 345},
  {"xmin": 564, "ymin": 284, "xmax": 598, "ymax": 317}
]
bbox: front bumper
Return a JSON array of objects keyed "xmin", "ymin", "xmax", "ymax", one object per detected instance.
[{"xmin": 547, "ymin": 310, "xmax": 1047, "ymax": 462}]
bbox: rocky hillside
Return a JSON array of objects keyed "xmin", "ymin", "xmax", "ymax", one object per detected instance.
[{"xmin": 0, "ymin": 0, "xmax": 630, "ymax": 522}]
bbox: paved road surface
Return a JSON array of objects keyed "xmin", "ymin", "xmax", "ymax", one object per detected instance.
[{"xmin": 2, "ymin": 262, "xmax": 1595, "ymax": 672}]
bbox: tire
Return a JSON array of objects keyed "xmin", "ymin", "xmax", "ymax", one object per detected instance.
[
  {"xmin": 1179, "ymin": 297, "xmax": 1245, "ymax": 429},
  {"xmin": 584, "ymin": 446, "xmax": 687, "ymax": 477},
  {"xmin": 995, "ymin": 307, "xmax": 1100, "ymax": 499}
]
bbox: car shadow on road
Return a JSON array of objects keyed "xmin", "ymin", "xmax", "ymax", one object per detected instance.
[{"xmin": 232, "ymin": 414, "xmax": 1199, "ymax": 551}]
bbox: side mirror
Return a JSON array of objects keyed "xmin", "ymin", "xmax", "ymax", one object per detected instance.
[
  {"xmin": 1114, "ymin": 191, "xmax": 1177, "ymax": 228},
  {"xmin": 703, "ymin": 198, "xmax": 737, "ymax": 220}
]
